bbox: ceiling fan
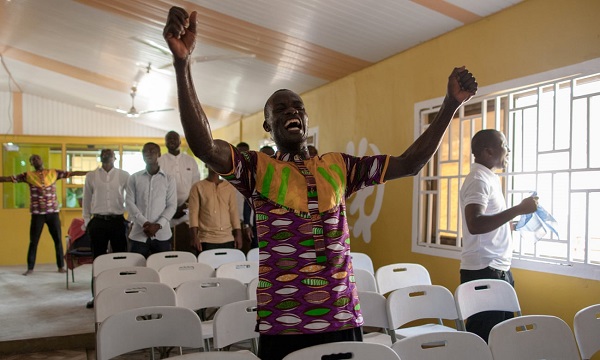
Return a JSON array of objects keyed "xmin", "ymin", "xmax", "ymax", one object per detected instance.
[
  {"xmin": 95, "ymin": 85, "xmax": 174, "ymax": 118},
  {"xmin": 131, "ymin": 36, "xmax": 256, "ymax": 71}
]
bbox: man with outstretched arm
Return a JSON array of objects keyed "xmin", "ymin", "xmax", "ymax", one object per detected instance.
[{"xmin": 163, "ymin": 6, "xmax": 477, "ymax": 359}]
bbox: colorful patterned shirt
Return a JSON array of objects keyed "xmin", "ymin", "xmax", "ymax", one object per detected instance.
[
  {"xmin": 222, "ymin": 145, "xmax": 390, "ymax": 335},
  {"xmin": 14, "ymin": 169, "xmax": 70, "ymax": 214}
]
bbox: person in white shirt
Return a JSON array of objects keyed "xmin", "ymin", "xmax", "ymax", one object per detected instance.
[
  {"xmin": 158, "ymin": 131, "xmax": 201, "ymax": 251},
  {"xmin": 459, "ymin": 129, "xmax": 538, "ymax": 342},
  {"xmin": 127, "ymin": 142, "xmax": 177, "ymax": 257},
  {"xmin": 82, "ymin": 148, "xmax": 129, "ymax": 308}
]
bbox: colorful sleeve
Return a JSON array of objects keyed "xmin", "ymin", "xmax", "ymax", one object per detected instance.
[
  {"xmin": 342, "ymin": 153, "xmax": 390, "ymax": 198},
  {"xmin": 218, "ymin": 144, "xmax": 257, "ymax": 199},
  {"xmin": 55, "ymin": 169, "xmax": 69, "ymax": 180},
  {"xmin": 13, "ymin": 172, "xmax": 28, "ymax": 183}
]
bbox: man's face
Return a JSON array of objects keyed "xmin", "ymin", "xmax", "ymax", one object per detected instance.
[
  {"xmin": 142, "ymin": 144, "xmax": 160, "ymax": 166},
  {"xmin": 100, "ymin": 149, "xmax": 115, "ymax": 165},
  {"xmin": 29, "ymin": 155, "xmax": 43, "ymax": 169},
  {"xmin": 264, "ymin": 90, "xmax": 308, "ymax": 150},
  {"xmin": 165, "ymin": 132, "xmax": 181, "ymax": 152},
  {"xmin": 489, "ymin": 132, "xmax": 510, "ymax": 170}
]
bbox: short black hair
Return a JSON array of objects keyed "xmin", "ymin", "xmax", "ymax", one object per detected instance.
[{"xmin": 471, "ymin": 129, "xmax": 501, "ymax": 157}]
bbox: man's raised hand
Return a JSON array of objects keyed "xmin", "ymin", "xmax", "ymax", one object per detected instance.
[
  {"xmin": 163, "ymin": 7, "xmax": 197, "ymax": 61},
  {"xmin": 448, "ymin": 66, "xmax": 478, "ymax": 106}
]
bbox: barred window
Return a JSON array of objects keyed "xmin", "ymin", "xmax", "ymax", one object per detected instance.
[{"xmin": 413, "ymin": 61, "xmax": 600, "ymax": 280}]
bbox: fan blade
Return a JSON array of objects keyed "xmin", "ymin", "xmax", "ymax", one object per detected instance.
[
  {"xmin": 138, "ymin": 108, "xmax": 175, "ymax": 115},
  {"xmin": 131, "ymin": 37, "xmax": 171, "ymax": 56},
  {"xmin": 95, "ymin": 104, "xmax": 128, "ymax": 114}
]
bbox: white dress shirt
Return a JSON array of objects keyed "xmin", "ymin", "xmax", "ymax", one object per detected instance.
[
  {"xmin": 126, "ymin": 168, "xmax": 177, "ymax": 242},
  {"xmin": 158, "ymin": 152, "xmax": 201, "ymax": 226},
  {"xmin": 82, "ymin": 167, "xmax": 130, "ymax": 227}
]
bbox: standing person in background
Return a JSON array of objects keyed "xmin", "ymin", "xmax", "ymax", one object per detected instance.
[
  {"xmin": 158, "ymin": 130, "xmax": 201, "ymax": 252},
  {"xmin": 188, "ymin": 167, "xmax": 242, "ymax": 253},
  {"xmin": 460, "ymin": 129, "xmax": 538, "ymax": 342},
  {"xmin": 0, "ymin": 155, "xmax": 87, "ymax": 275},
  {"xmin": 127, "ymin": 142, "xmax": 177, "ymax": 258},
  {"xmin": 164, "ymin": 6, "xmax": 477, "ymax": 359},
  {"xmin": 82, "ymin": 149, "xmax": 130, "ymax": 308}
]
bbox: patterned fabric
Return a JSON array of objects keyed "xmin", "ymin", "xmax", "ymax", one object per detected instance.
[
  {"xmin": 14, "ymin": 170, "xmax": 69, "ymax": 214},
  {"xmin": 222, "ymin": 145, "xmax": 389, "ymax": 336}
]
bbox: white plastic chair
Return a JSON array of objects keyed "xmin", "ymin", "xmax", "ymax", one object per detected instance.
[
  {"xmin": 212, "ymin": 299, "xmax": 259, "ymax": 352},
  {"xmin": 167, "ymin": 352, "xmax": 260, "ymax": 359},
  {"xmin": 574, "ymin": 303, "xmax": 600, "ymax": 360},
  {"xmin": 96, "ymin": 305, "xmax": 205, "ymax": 360},
  {"xmin": 386, "ymin": 284, "xmax": 458, "ymax": 340},
  {"xmin": 175, "ymin": 277, "xmax": 248, "ymax": 350},
  {"xmin": 454, "ymin": 278, "xmax": 522, "ymax": 331},
  {"xmin": 215, "ymin": 261, "xmax": 259, "ymax": 284},
  {"xmin": 350, "ymin": 252, "xmax": 375, "ymax": 274},
  {"xmin": 375, "ymin": 263, "xmax": 431, "ymax": 295},
  {"xmin": 198, "ymin": 248, "xmax": 246, "ymax": 269},
  {"xmin": 282, "ymin": 341, "xmax": 401, "ymax": 360},
  {"xmin": 488, "ymin": 314, "xmax": 581, "ymax": 360},
  {"xmin": 247, "ymin": 277, "xmax": 259, "ymax": 300},
  {"xmin": 94, "ymin": 282, "xmax": 176, "ymax": 327},
  {"xmin": 94, "ymin": 266, "xmax": 160, "ymax": 297},
  {"xmin": 92, "ymin": 252, "xmax": 146, "ymax": 277},
  {"xmin": 391, "ymin": 331, "xmax": 493, "ymax": 360},
  {"xmin": 246, "ymin": 248, "xmax": 259, "ymax": 262},
  {"xmin": 159, "ymin": 261, "xmax": 215, "ymax": 289},
  {"xmin": 358, "ymin": 291, "xmax": 394, "ymax": 346},
  {"xmin": 147, "ymin": 251, "xmax": 197, "ymax": 271},
  {"xmin": 354, "ymin": 268, "xmax": 378, "ymax": 292}
]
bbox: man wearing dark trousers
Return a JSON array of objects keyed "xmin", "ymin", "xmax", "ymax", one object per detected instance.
[{"xmin": 82, "ymin": 149, "xmax": 130, "ymax": 308}]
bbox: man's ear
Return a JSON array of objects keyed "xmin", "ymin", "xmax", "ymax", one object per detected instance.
[{"xmin": 263, "ymin": 121, "xmax": 271, "ymax": 132}]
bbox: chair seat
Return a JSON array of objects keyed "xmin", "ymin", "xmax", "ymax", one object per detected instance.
[
  {"xmin": 363, "ymin": 332, "xmax": 393, "ymax": 346},
  {"xmin": 202, "ymin": 320, "xmax": 214, "ymax": 339},
  {"xmin": 394, "ymin": 324, "xmax": 456, "ymax": 339}
]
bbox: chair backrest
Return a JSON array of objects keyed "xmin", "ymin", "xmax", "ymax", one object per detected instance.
[
  {"xmin": 96, "ymin": 305, "xmax": 204, "ymax": 360},
  {"xmin": 574, "ymin": 303, "xmax": 600, "ymax": 360},
  {"xmin": 95, "ymin": 282, "xmax": 176, "ymax": 324},
  {"xmin": 391, "ymin": 331, "xmax": 493, "ymax": 360},
  {"xmin": 147, "ymin": 251, "xmax": 198, "ymax": 271},
  {"xmin": 488, "ymin": 315, "xmax": 581, "ymax": 360},
  {"xmin": 358, "ymin": 291, "xmax": 392, "ymax": 330},
  {"xmin": 159, "ymin": 262, "xmax": 215, "ymax": 289},
  {"xmin": 350, "ymin": 252, "xmax": 375, "ymax": 274},
  {"xmin": 165, "ymin": 351, "xmax": 260, "ymax": 359},
  {"xmin": 212, "ymin": 299, "xmax": 258, "ymax": 350},
  {"xmin": 246, "ymin": 248, "xmax": 259, "ymax": 262},
  {"xmin": 247, "ymin": 277, "xmax": 259, "ymax": 300},
  {"xmin": 92, "ymin": 252, "xmax": 146, "ymax": 277},
  {"xmin": 215, "ymin": 261, "xmax": 259, "ymax": 284},
  {"xmin": 354, "ymin": 268, "xmax": 378, "ymax": 292},
  {"xmin": 386, "ymin": 284, "xmax": 459, "ymax": 330},
  {"xmin": 198, "ymin": 248, "xmax": 246, "ymax": 269},
  {"xmin": 375, "ymin": 263, "xmax": 431, "ymax": 295},
  {"xmin": 454, "ymin": 278, "xmax": 522, "ymax": 330},
  {"xmin": 94, "ymin": 266, "xmax": 160, "ymax": 297},
  {"xmin": 282, "ymin": 341, "xmax": 401, "ymax": 360},
  {"xmin": 175, "ymin": 277, "xmax": 248, "ymax": 311}
]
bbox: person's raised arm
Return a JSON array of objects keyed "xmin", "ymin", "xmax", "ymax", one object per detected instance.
[
  {"xmin": 0, "ymin": 175, "xmax": 17, "ymax": 183},
  {"xmin": 385, "ymin": 67, "xmax": 477, "ymax": 180},
  {"xmin": 163, "ymin": 7, "xmax": 232, "ymax": 174},
  {"xmin": 464, "ymin": 196, "xmax": 538, "ymax": 235},
  {"xmin": 68, "ymin": 171, "xmax": 88, "ymax": 177}
]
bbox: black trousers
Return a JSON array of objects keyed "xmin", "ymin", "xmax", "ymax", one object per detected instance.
[
  {"xmin": 88, "ymin": 215, "xmax": 128, "ymax": 259},
  {"xmin": 460, "ymin": 267, "xmax": 515, "ymax": 343},
  {"xmin": 28, "ymin": 213, "xmax": 64, "ymax": 270},
  {"xmin": 258, "ymin": 327, "xmax": 363, "ymax": 360}
]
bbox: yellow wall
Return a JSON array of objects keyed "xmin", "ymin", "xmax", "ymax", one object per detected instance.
[{"xmin": 239, "ymin": 0, "xmax": 600, "ymax": 331}]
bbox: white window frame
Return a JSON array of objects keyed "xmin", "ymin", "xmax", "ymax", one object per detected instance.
[{"xmin": 412, "ymin": 58, "xmax": 600, "ymax": 281}]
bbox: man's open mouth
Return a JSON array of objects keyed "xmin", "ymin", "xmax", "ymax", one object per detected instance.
[{"xmin": 284, "ymin": 119, "xmax": 302, "ymax": 130}]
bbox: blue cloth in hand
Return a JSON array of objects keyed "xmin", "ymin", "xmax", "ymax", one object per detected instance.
[{"xmin": 515, "ymin": 192, "xmax": 559, "ymax": 242}]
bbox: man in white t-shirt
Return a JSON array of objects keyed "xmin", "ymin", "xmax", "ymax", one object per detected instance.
[
  {"xmin": 158, "ymin": 131, "xmax": 201, "ymax": 252},
  {"xmin": 459, "ymin": 129, "xmax": 538, "ymax": 342}
]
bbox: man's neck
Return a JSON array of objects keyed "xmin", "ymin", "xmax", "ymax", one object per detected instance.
[
  {"xmin": 101, "ymin": 164, "xmax": 114, "ymax": 172},
  {"xmin": 146, "ymin": 164, "xmax": 160, "ymax": 175},
  {"xmin": 168, "ymin": 149, "xmax": 180, "ymax": 156}
]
